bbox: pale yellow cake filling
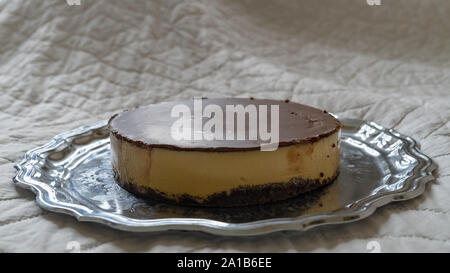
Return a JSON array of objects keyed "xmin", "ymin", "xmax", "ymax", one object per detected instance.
[{"xmin": 111, "ymin": 130, "xmax": 340, "ymax": 200}]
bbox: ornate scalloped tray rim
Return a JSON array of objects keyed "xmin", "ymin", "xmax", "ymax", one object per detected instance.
[{"xmin": 13, "ymin": 118, "xmax": 436, "ymax": 236}]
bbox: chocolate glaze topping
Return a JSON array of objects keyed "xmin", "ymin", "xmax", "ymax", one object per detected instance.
[{"xmin": 108, "ymin": 98, "xmax": 341, "ymax": 151}]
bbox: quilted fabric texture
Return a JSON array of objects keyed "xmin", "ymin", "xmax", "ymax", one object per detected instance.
[{"xmin": 0, "ymin": 0, "xmax": 449, "ymax": 252}]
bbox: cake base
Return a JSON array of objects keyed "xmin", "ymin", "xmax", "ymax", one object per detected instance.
[{"xmin": 113, "ymin": 168, "xmax": 339, "ymax": 207}]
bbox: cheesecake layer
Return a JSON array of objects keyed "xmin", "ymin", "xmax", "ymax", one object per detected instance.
[
  {"xmin": 108, "ymin": 98, "xmax": 341, "ymax": 207},
  {"xmin": 113, "ymin": 168, "xmax": 339, "ymax": 207},
  {"xmin": 110, "ymin": 130, "xmax": 340, "ymax": 204}
]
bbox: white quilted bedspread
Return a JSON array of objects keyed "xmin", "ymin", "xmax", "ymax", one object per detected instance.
[{"xmin": 0, "ymin": 0, "xmax": 449, "ymax": 252}]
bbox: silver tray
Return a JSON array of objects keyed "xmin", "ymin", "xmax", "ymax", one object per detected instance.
[{"xmin": 13, "ymin": 118, "xmax": 436, "ymax": 236}]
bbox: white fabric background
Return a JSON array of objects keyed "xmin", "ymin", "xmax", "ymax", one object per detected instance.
[{"xmin": 0, "ymin": 0, "xmax": 449, "ymax": 252}]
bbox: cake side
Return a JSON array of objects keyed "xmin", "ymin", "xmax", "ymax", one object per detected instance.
[
  {"xmin": 110, "ymin": 130, "xmax": 340, "ymax": 206},
  {"xmin": 113, "ymin": 167, "xmax": 339, "ymax": 207}
]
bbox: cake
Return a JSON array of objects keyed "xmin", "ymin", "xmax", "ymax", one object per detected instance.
[{"xmin": 108, "ymin": 98, "xmax": 341, "ymax": 207}]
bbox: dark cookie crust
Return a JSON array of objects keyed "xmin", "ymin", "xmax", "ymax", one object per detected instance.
[{"xmin": 113, "ymin": 168, "xmax": 339, "ymax": 207}]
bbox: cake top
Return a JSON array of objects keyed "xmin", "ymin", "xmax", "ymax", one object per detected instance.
[{"xmin": 108, "ymin": 98, "xmax": 341, "ymax": 151}]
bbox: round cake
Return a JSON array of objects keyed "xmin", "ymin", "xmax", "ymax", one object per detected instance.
[{"xmin": 108, "ymin": 98, "xmax": 341, "ymax": 207}]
